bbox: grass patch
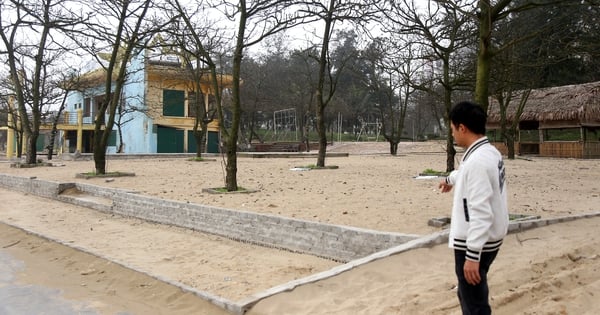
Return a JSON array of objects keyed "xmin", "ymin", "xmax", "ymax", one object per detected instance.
[
  {"xmin": 10, "ymin": 161, "xmax": 53, "ymax": 168},
  {"xmin": 76, "ymin": 171, "xmax": 136, "ymax": 179},
  {"xmin": 296, "ymin": 164, "xmax": 339, "ymax": 170},
  {"xmin": 187, "ymin": 157, "xmax": 217, "ymax": 162},
  {"xmin": 509, "ymin": 213, "xmax": 541, "ymax": 221},
  {"xmin": 213, "ymin": 186, "xmax": 249, "ymax": 193},
  {"xmin": 419, "ymin": 168, "xmax": 448, "ymax": 176},
  {"xmin": 202, "ymin": 186, "xmax": 258, "ymax": 194},
  {"xmin": 429, "ymin": 214, "xmax": 542, "ymax": 227}
]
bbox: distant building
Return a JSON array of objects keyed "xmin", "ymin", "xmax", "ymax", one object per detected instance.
[
  {"xmin": 60, "ymin": 48, "xmax": 233, "ymax": 154},
  {"xmin": 1, "ymin": 48, "xmax": 233, "ymax": 158},
  {"xmin": 487, "ymin": 81, "xmax": 600, "ymax": 158}
]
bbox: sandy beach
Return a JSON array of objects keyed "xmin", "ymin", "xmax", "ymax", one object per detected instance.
[{"xmin": 1, "ymin": 141, "xmax": 599, "ymax": 314}]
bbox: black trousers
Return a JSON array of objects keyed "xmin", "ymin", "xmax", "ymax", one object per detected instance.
[{"xmin": 454, "ymin": 249, "xmax": 499, "ymax": 315}]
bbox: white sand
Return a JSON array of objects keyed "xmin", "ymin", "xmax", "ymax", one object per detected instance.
[{"xmin": 0, "ymin": 141, "xmax": 599, "ymax": 314}]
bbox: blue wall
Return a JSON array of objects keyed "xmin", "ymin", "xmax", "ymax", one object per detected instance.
[
  {"xmin": 65, "ymin": 49, "xmax": 157, "ymax": 154},
  {"xmin": 119, "ymin": 49, "xmax": 154, "ymax": 153}
]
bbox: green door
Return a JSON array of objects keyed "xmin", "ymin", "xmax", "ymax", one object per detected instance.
[
  {"xmin": 207, "ymin": 131, "xmax": 219, "ymax": 153},
  {"xmin": 188, "ymin": 131, "xmax": 219, "ymax": 153},
  {"xmin": 187, "ymin": 130, "xmax": 197, "ymax": 153},
  {"xmin": 36, "ymin": 134, "xmax": 46, "ymax": 152},
  {"xmin": 157, "ymin": 126, "xmax": 184, "ymax": 153}
]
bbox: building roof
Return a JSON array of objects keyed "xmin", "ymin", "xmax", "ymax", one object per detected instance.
[
  {"xmin": 74, "ymin": 59, "xmax": 233, "ymax": 91},
  {"xmin": 488, "ymin": 81, "xmax": 600, "ymax": 125}
]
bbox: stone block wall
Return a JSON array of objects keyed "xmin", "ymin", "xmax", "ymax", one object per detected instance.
[
  {"xmin": 0, "ymin": 173, "xmax": 68, "ymax": 198},
  {"xmin": 0, "ymin": 173, "xmax": 419, "ymax": 262}
]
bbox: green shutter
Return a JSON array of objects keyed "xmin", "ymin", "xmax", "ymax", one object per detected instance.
[
  {"xmin": 162, "ymin": 89, "xmax": 185, "ymax": 117},
  {"xmin": 108, "ymin": 130, "xmax": 117, "ymax": 146}
]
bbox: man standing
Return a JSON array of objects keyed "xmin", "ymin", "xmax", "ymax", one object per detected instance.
[{"xmin": 439, "ymin": 101, "xmax": 509, "ymax": 315}]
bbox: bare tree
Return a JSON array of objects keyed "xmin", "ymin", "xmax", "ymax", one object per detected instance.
[
  {"xmin": 114, "ymin": 95, "xmax": 145, "ymax": 153},
  {"xmin": 482, "ymin": 0, "xmax": 600, "ymax": 157},
  {"xmin": 473, "ymin": 0, "xmax": 540, "ymax": 110},
  {"xmin": 159, "ymin": 0, "xmax": 228, "ymax": 158},
  {"xmin": 47, "ymin": 69, "xmax": 82, "ymax": 159},
  {"xmin": 211, "ymin": 0, "xmax": 311, "ymax": 191},
  {"xmin": 238, "ymin": 56, "xmax": 272, "ymax": 146},
  {"xmin": 0, "ymin": 0, "xmax": 84, "ymax": 164},
  {"xmin": 363, "ymin": 37, "xmax": 422, "ymax": 155},
  {"xmin": 470, "ymin": 0, "xmax": 593, "ymax": 110},
  {"xmin": 380, "ymin": 0, "xmax": 475, "ymax": 171},
  {"xmin": 300, "ymin": 0, "xmax": 378, "ymax": 167},
  {"xmin": 70, "ymin": 0, "xmax": 166, "ymax": 174},
  {"xmin": 289, "ymin": 47, "xmax": 319, "ymax": 151},
  {"xmin": 492, "ymin": 87, "xmax": 530, "ymax": 159}
]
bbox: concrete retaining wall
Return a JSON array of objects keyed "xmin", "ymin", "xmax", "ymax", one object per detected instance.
[
  {"xmin": 0, "ymin": 173, "xmax": 71, "ymax": 198},
  {"xmin": 0, "ymin": 173, "xmax": 418, "ymax": 262}
]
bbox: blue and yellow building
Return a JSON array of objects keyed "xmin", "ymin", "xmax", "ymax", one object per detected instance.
[{"xmin": 2, "ymin": 48, "xmax": 231, "ymax": 157}]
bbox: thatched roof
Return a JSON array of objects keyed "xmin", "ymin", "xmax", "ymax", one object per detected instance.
[{"xmin": 487, "ymin": 81, "xmax": 600, "ymax": 125}]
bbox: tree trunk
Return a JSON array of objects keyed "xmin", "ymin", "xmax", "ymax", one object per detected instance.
[
  {"xmin": 390, "ymin": 141, "xmax": 398, "ymax": 156},
  {"xmin": 446, "ymin": 131, "xmax": 456, "ymax": 173},
  {"xmin": 117, "ymin": 130, "xmax": 124, "ymax": 153},
  {"xmin": 16, "ymin": 132, "xmax": 23, "ymax": 158},
  {"xmin": 442, "ymin": 56, "xmax": 456, "ymax": 172},
  {"xmin": 47, "ymin": 129, "xmax": 57, "ymax": 160},
  {"xmin": 93, "ymin": 133, "xmax": 107, "ymax": 174},
  {"xmin": 194, "ymin": 124, "xmax": 207, "ymax": 158},
  {"xmin": 315, "ymin": 0, "xmax": 335, "ymax": 168},
  {"xmin": 316, "ymin": 104, "xmax": 327, "ymax": 167},
  {"xmin": 224, "ymin": 139, "xmax": 238, "ymax": 190},
  {"xmin": 195, "ymin": 135, "xmax": 204, "ymax": 158},
  {"xmin": 475, "ymin": 0, "xmax": 493, "ymax": 111},
  {"xmin": 303, "ymin": 116, "xmax": 310, "ymax": 152},
  {"xmin": 506, "ymin": 127, "xmax": 517, "ymax": 159},
  {"xmin": 223, "ymin": 1, "xmax": 247, "ymax": 192},
  {"xmin": 25, "ymin": 132, "xmax": 38, "ymax": 164},
  {"xmin": 506, "ymin": 135, "xmax": 515, "ymax": 159}
]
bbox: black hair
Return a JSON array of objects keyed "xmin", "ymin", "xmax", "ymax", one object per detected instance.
[{"xmin": 448, "ymin": 101, "xmax": 487, "ymax": 135}]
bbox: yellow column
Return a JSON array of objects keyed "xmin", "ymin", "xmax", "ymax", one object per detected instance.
[
  {"xmin": 16, "ymin": 96, "xmax": 26, "ymax": 157},
  {"xmin": 77, "ymin": 109, "xmax": 83, "ymax": 153},
  {"xmin": 6, "ymin": 109, "xmax": 14, "ymax": 159},
  {"xmin": 21, "ymin": 126, "xmax": 27, "ymax": 155},
  {"xmin": 204, "ymin": 93, "xmax": 209, "ymax": 113}
]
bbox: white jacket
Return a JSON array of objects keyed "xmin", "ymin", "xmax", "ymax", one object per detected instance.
[{"xmin": 445, "ymin": 137, "xmax": 508, "ymax": 262}]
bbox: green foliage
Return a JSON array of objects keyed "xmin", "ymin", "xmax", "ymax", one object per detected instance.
[
  {"xmin": 421, "ymin": 168, "xmax": 448, "ymax": 176},
  {"xmin": 296, "ymin": 164, "xmax": 339, "ymax": 170},
  {"xmin": 79, "ymin": 171, "xmax": 135, "ymax": 178},
  {"xmin": 213, "ymin": 186, "xmax": 249, "ymax": 193}
]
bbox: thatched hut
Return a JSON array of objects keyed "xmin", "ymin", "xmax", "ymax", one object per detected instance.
[{"xmin": 487, "ymin": 81, "xmax": 600, "ymax": 158}]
